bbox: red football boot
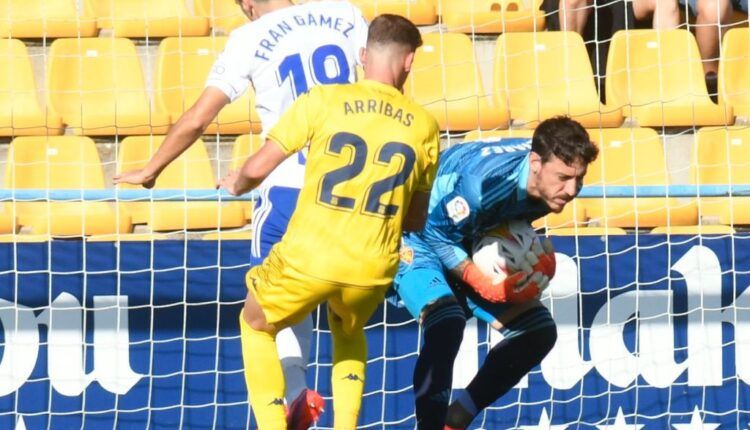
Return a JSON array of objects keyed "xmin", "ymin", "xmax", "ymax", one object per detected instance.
[{"xmin": 286, "ymin": 389, "xmax": 325, "ymax": 430}]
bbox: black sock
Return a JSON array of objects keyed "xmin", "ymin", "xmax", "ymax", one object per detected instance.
[
  {"xmin": 446, "ymin": 307, "xmax": 557, "ymax": 427},
  {"xmin": 414, "ymin": 301, "xmax": 466, "ymax": 430}
]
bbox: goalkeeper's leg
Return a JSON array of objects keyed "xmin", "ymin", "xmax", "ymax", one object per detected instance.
[{"xmin": 445, "ymin": 304, "xmax": 557, "ymax": 429}]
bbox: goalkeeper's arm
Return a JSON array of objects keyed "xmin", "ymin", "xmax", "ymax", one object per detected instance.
[{"xmin": 450, "ymin": 259, "xmax": 540, "ymax": 304}]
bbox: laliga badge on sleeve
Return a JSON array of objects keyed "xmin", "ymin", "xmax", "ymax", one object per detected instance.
[{"xmin": 446, "ymin": 196, "xmax": 470, "ymax": 223}]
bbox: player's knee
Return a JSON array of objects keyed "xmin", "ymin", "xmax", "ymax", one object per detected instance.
[
  {"xmin": 421, "ymin": 298, "xmax": 466, "ymax": 349},
  {"xmin": 507, "ymin": 306, "xmax": 557, "ymax": 362}
]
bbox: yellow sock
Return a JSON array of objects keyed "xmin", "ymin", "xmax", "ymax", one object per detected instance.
[
  {"xmin": 239, "ymin": 312, "xmax": 287, "ymax": 430},
  {"xmin": 329, "ymin": 314, "xmax": 367, "ymax": 430}
]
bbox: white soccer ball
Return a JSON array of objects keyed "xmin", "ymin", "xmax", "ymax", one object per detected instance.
[{"xmin": 471, "ymin": 219, "xmax": 540, "ymax": 283}]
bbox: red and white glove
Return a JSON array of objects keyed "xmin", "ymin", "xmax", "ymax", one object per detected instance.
[{"xmin": 461, "ymin": 263, "xmax": 540, "ymax": 304}]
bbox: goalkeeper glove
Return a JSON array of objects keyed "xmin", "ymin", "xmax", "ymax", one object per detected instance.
[
  {"xmin": 526, "ymin": 237, "xmax": 556, "ymax": 279},
  {"xmin": 461, "ymin": 263, "xmax": 540, "ymax": 304}
]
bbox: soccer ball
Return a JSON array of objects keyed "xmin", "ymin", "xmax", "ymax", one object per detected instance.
[{"xmin": 471, "ymin": 219, "xmax": 540, "ymax": 283}]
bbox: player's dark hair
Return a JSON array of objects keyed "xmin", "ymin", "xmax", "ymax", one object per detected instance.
[
  {"xmin": 367, "ymin": 14, "xmax": 423, "ymax": 51},
  {"xmin": 532, "ymin": 116, "xmax": 598, "ymax": 165}
]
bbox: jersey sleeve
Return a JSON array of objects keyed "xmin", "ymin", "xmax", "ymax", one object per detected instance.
[
  {"xmin": 205, "ymin": 29, "xmax": 253, "ymax": 102},
  {"xmin": 416, "ymin": 120, "xmax": 440, "ymax": 193},
  {"xmin": 265, "ymin": 89, "xmax": 318, "ymax": 155},
  {"xmin": 420, "ymin": 176, "xmax": 484, "ymax": 271}
]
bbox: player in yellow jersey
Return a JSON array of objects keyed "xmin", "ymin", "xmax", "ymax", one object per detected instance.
[{"xmin": 219, "ymin": 14, "xmax": 440, "ymax": 430}]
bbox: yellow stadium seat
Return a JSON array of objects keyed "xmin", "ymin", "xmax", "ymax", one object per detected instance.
[
  {"xmin": 606, "ymin": 30, "xmax": 732, "ymax": 127},
  {"xmin": 87, "ymin": 0, "xmax": 209, "ymax": 37},
  {"xmin": 719, "ymin": 28, "xmax": 750, "ymax": 120},
  {"xmin": 495, "ymin": 32, "xmax": 623, "ymax": 128},
  {"xmin": 583, "ymin": 127, "xmax": 697, "ymax": 228},
  {"xmin": 349, "ymin": 0, "xmax": 437, "ymax": 25},
  {"xmin": 547, "ymin": 227, "xmax": 627, "ymax": 236},
  {"xmin": 694, "ymin": 126, "xmax": 750, "ymax": 225},
  {"xmin": 87, "ymin": 233, "xmax": 170, "ymax": 242},
  {"xmin": 650, "ymin": 225, "xmax": 735, "ymax": 235},
  {"xmin": 0, "ymin": 39, "xmax": 64, "ymax": 136},
  {"xmin": 463, "ymin": 128, "xmax": 533, "ymax": 141},
  {"xmin": 404, "ymin": 32, "xmax": 509, "ymax": 131},
  {"xmin": 441, "ymin": 0, "xmax": 544, "ymax": 33},
  {"xmin": 47, "ymin": 38, "xmax": 171, "ymax": 136},
  {"xmin": 194, "ymin": 0, "xmax": 248, "ymax": 33},
  {"xmin": 0, "ymin": 0, "xmax": 97, "ymax": 38},
  {"xmin": 230, "ymin": 134, "xmax": 263, "ymax": 220},
  {"xmin": 155, "ymin": 37, "xmax": 261, "ymax": 135},
  {"xmin": 5, "ymin": 136, "xmax": 132, "ymax": 236},
  {"xmin": 117, "ymin": 136, "xmax": 246, "ymax": 231}
]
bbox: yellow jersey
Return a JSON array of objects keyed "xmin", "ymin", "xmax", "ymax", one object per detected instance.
[{"xmin": 265, "ymin": 79, "xmax": 440, "ymax": 288}]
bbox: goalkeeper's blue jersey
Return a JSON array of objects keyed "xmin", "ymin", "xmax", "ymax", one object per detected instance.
[{"xmin": 405, "ymin": 138, "xmax": 551, "ymax": 272}]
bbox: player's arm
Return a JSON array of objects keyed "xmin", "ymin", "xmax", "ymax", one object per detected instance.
[
  {"xmin": 114, "ymin": 87, "xmax": 229, "ymax": 188},
  {"xmin": 219, "ymin": 140, "xmax": 288, "ymax": 196}
]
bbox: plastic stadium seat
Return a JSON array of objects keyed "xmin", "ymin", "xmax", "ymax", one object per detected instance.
[
  {"xmin": 4, "ymin": 136, "xmax": 132, "ymax": 236},
  {"xmin": 463, "ymin": 129, "xmax": 534, "ymax": 141},
  {"xmin": 404, "ymin": 32, "xmax": 509, "ymax": 131},
  {"xmin": 87, "ymin": 0, "xmax": 209, "ymax": 37},
  {"xmin": 194, "ymin": 0, "xmax": 248, "ymax": 33},
  {"xmin": 494, "ymin": 32, "xmax": 623, "ymax": 128},
  {"xmin": 0, "ymin": 39, "xmax": 64, "ymax": 136},
  {"xmin": 606, "ymin": 29, "xmax": 732, "ymax": 127},
  {"xmin": 650, "ymin": 225, "xmax": 735, "ymax": 234},
  {"xmin": 156, "ymin": 37, "xmax": 261, "ymax": 134},
  {"xmin": 0, "ymin": 0, "xmax": 97, "ymax": 38},
  {"xmin": 719, "ymin": 28, "xmax": 750, "ymax": 120},
  {"xmin": 230, "ymin": 134, "xmax": 263, "ymax": 220},
  {"xmin": 583, "ymin": 127, "xmax": 697, "ymax": 228},
  {"xmin": 547, "ymin": 227, "xmax": 627, "ymax": 236},
  {"xmin": 441, "ymin": 0, "xmax": 544, "ymax": 33},
  {"xmin": 47, "ymin": 38, "xmax": 171, "ymax": 136},
  {"xmin": 117, "ymin": 136, "xmax": 246, "ymax": 231},
  {"xmin": 349, "ymin": 0, "xmax": 437, "ymax": 25},
  {"xmin": 694, "ymin": 126, "xmax": 750, "ymax": 225}
]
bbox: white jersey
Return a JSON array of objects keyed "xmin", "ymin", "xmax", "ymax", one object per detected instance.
[{"xmin": 206, "ymin": 0, "xmax": 368, "ymax": 189}]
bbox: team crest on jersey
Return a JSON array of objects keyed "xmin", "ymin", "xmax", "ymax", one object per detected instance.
[
  {"xmin": 399, "ymin": 245, "xmax": 414, "ymax": 265},
  {"xmin": 446, "ymin": 196, "xmax": 470, "ymax": 223}
]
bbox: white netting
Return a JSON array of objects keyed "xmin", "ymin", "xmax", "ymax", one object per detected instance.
[{"xmin": 0, "ymin": 0, "xmax": 749, "ymax": 428}]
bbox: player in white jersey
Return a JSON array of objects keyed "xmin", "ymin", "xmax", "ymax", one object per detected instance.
[{"xmin": 114, "ymin": 1, "xmax": 368, "ymax": 428}]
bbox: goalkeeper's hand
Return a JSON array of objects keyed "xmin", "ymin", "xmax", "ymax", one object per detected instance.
[
  {"xmin": 526, "ymin": 237, "xmax": 556, "ymax": 279},
  {"xmin": 461, "ymin": 263, "xmax": 540, "ymax": 304}
]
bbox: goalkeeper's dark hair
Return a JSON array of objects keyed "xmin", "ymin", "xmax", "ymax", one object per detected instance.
[
  {"xmin": 367, "ymin": 14, "xmax": 423, "ymax": 51},
  {"xmin": 532, "ymin": 116, "xmax": 598, "ymax": 166}
]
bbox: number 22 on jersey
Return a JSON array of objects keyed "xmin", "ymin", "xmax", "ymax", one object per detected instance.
[{"xmin": 318, "ymin": 132, "xmax": 416, "ymax": 217}]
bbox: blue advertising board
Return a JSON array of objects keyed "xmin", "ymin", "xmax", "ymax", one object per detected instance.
[{"xmin": 0, "ymin": 235, "xmax": 748, "ymax": 428}]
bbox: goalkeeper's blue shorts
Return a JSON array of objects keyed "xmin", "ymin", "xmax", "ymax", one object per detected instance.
[{"xmin": 392, "ymin": 232, "xmax": 514, "ymax": 325}]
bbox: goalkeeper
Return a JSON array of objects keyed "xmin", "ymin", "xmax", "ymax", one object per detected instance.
[{"xmin": 392, "ymin": 117, "xmax": 598, "ymax": 429}]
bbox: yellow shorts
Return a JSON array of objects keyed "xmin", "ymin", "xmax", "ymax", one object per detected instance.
[{"xmin": 246, "ymin": 252, "xmax": 388, "ymax": 334}]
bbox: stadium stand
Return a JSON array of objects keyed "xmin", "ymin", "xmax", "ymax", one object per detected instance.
[
  {"xmin": 86, "ymin": 0, "xmax": 209, "ymax": 37},
  {"xmin": 350, "ymin": 0, "xmax": 438, "ymax": 25},
  {"xmin": 155, "ymin": 36, "xmax": 261, "ymax": 135},
  {"xmin": 404, "ymin": 32, "xmax": 509, "ymax": 131},
  {"xmin": 694, "ymin": 126, "xmax": 750, "ymax": 225},
  {"xmin": 116, "ymin": 135, "xmax": 246, "ymax": 231},
  {"xmin": 0, "ymin": 0, "xmax": 98, "ymax": 38},
  {"xmin": 583, "ymin": 127, "xmax": 698, "ymax": 228},
  {"xmin": 47, "ymin": 37, "xmax": 171, "ymax": 136},
  {"xmin": 441, "ymin": 0, "xmax": 545, "ymax": 33},
  {"xmin": 494, "ymin": 31, "xmax": 624, "ymax": 128},
  {"xmin": 0, "ymin": 39, "xmax": 64, "ymax": 136},
  {"xmin": 5, "ymin": 136, "xmax": 131, "ymax": 236},
  {"xmin": 605, "ymin": 29, "xmax": 733, "ymax": 127},
  {"xmin": 719, "ymin": 27, "xmax": 750, "ymax": 121},
  {"xmin": 194, "ymin": 0, "xmax": 248, "ymax": 33}
]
